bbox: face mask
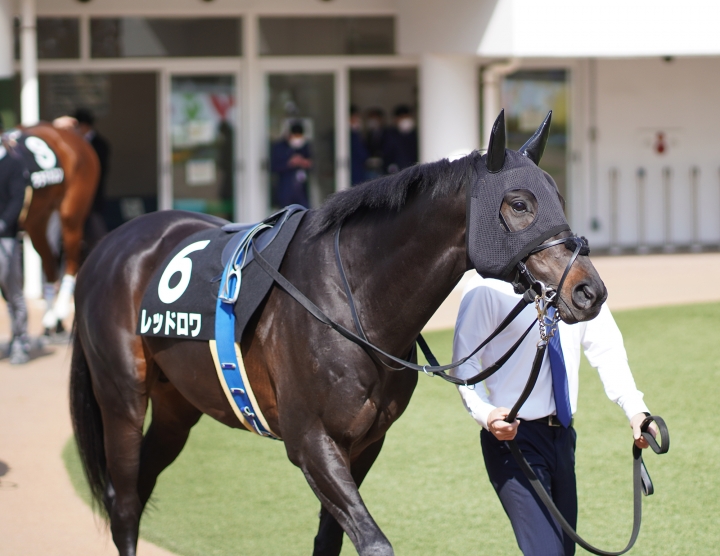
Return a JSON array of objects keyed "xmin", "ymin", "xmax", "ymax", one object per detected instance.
[
  {"xmin": 366, "ymin": 119, "xmax": 381, "ymax": 131},
  {"xmin": 289, "ymin": 137, "xmax": 306, "ymax": 149},
  {"xmin": 350, "ymin": 120, "xmax": 362, "ymax": 132},
  {"xmin": 398, "ymin": 118, "xmax": 415, "ymax": 133}
]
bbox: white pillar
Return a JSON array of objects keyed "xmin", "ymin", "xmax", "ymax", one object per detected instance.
[
  {"xmin": 419, "ymin": 54, "xmax": 479, "ymax": 163},
  {"xmin": 0, "ymin": 0, "xmax": 13, "ymax": 78},
  {"xmin": 334, "ymin": 67, "xmax": 349, "ymax": 192},
  {"xmin": 241, "ymin": 12, "xmax": 265, "ymax": 222},
  {"xmin": 481, "ymin": 58, "xmax": 521, "ymax": 148},
  {"xmin": 20, "ymin": 0, "xmax": 38, "ymax": 125},
  {"xmin": 20, "ymin": 0, "xmax": 42, "ymax": 299}
]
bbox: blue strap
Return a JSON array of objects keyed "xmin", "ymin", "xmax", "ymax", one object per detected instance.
[{"xmin": 215, "ymin": 236, "xmax": 277, "ymax": 438}]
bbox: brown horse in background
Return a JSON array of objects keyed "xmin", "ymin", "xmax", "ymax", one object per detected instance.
[{"xmin": 13, "ymin": 123, "xmax": 99, "ymax": 332}]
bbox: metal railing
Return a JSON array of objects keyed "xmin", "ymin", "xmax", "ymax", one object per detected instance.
[{"xmin": 606, "ymin": 165, "xmax": 718, "ymax": 253}]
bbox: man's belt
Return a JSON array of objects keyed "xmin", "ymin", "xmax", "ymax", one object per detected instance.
[{"xmin": 524, "ymin": 415, "xmax": 574, "ymax": 428}]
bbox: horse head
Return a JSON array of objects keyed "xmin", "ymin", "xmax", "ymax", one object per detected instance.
[{"xmin": 469, "ymin": 110, "xmax": 606, "ymax": 324}]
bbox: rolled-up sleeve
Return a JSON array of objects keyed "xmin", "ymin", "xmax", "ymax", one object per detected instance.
[
  {"xmin": 451, "ymin": 286, "xmax": 497, "ymax": 429},
  {"xmin": 581, "ymin": 306, "xmax": 650, "ymax": 420}
]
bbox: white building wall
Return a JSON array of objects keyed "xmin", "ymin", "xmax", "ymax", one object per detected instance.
[
  {"xmin": 579, "ymin": 57, "xmax": 720, "ymax": 249},
  {"xmin": 399, "ymin": 0, "xmax": 720, "ymax": 59}
]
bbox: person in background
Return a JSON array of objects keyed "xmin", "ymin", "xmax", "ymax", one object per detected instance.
[
  {"xmin": 349, "ymin": 105, "xmax": 368, "ymax": 186},
  {"xmin": 0, "ymin": 114, "xmax": 30, "ymax": 364},
  {"xmin": 383, "ymin": 104, "xmax": 418, "ymax": 174},
  {"xmin": 452, "ymin": 274, "xmax": 659, "ymax": 556},
  {"xmin": 364, "ymin": 107, "xmax": 387, "ymax": 179},
  {"xmin": 271, "ymin": 121, "xmax": 312, "ymax": 208}
]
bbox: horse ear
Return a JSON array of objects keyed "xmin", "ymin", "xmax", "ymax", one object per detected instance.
[
  {"xmin": 519, "ymin": 110, "xmax": 552, "ymax": 165},
  {"xmin": 486, "ymin": 109, "xmax": 506, "ymax": 173}
]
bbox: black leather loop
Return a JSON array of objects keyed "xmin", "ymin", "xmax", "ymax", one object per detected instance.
[{"xmin": 505, "ymin": 414, "xmax": 670, "ymax": 555}]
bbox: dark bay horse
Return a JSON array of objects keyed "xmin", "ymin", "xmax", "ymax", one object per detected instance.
[
  {"xmin": 70, "ymin": 115, "xmax": 606, "ymax": 556},
  {"xmin": 4, "ymin": 122, "xmax": 99, "ymax": 331}
]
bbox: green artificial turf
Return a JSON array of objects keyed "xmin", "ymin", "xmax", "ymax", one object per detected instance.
[{"xmin": 63, "ymin": 302, "xmax": 720, "ymax": 555}]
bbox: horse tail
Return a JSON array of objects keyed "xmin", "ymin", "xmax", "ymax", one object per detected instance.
[{"xmin": 69, "ymin": 327, "xmax": 108, "ymax": 518}]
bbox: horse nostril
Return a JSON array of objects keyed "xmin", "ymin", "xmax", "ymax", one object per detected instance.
[{"xmin": 572, "ymin": 282, "xmax": 597, "ymax": 309}]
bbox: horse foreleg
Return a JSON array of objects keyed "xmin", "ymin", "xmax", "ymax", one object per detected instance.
[
  {"xmin": 58, "ymin": 191, "xmax": 87, "ymax": 278},
  {"xmin": 52, "ymin": 199, "xmax": 87, "ymax": 321},
  {"xmin": 314, "ymin": 435, "xmax": 387, "ymax": 556},
  {"xmin": 288, "ymin": 427, "xmax": 393, "ymax": 556},
  {"xmin": 137, "ymin": 379, "xmax": 202, "ymax": 508},
  {"xmin": 23, "ymin": 197, "xmax": 59, "ymax": 283}
]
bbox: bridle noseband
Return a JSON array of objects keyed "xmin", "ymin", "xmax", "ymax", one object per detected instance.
[{"xmin": 512, "ymin": 234, "xmax": 590, "ymax": 302}]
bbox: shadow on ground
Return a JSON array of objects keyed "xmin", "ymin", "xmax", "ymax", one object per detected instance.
[{"xmin": 0, "ymin": 338, "xmax": 57, "ymax": 364}]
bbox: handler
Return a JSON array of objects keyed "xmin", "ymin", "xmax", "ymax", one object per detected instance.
[
  {"xmin": 0, "ymin": 115, "xmax": 30, "ymax": 364},
  {"xmin": 452, "ymin": 274, "xmax": 657, "ymax": 556}
]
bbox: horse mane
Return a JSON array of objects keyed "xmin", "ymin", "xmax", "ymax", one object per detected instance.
[{"xmin": 311, "ymin": 150, "xmax": 483, "ymax": 235}]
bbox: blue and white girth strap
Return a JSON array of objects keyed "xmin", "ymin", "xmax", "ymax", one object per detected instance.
[{"xmin": 212, "ymin": 224, "xmax": 280, "ymax": 439}]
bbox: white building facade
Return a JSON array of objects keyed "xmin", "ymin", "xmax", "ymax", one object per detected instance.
[{"xmin": 1, "ymin": 0, "xmax": 720, "ymax": 257}]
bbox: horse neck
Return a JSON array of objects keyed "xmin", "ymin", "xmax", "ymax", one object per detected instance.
[{"xmin": 342, "ymin": 190, "xmax": 467, "ymax": 351}]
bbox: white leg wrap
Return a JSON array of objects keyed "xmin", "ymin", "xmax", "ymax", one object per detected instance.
[
  {"xmin": 53, "ymin": 274, "xmax": 76, "ymax": 320},
  {"xmin": 42, "ymin": 307, "xmax": 58, "ymax": 329},
  {"xmin": 42, "ymin": 283, "xmax": 58, "ymax": 328}
]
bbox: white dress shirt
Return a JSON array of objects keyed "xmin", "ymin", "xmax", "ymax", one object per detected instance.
[{"xmin": 451, "ymin": 274, "xmax": 650, "ymax": 429}]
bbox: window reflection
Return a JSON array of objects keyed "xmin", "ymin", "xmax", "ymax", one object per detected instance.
[
  {"xmin": 259, "ymin": 17, "xmax": 394, "ymax": 56},
  {"xmin": 502, "ymin": 70, "xmax": 569, "ymax": 200},
  {"xmin": 14, "ymin": 17, "xmax": 80, "ymax": 59},
  {"xmin": 91, "ymin": 18, "xmax": 242, "ymax": 58},
  {"xmin": 171, "ymin": 76, "xmax": 235, "ymax": 220}
]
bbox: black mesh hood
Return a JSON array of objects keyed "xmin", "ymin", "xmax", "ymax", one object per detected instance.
[{"xmin": 467, "ymin": 149, "xmax": 570, "ymax": 281}]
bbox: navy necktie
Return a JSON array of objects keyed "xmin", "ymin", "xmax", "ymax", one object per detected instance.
[{"xmin": 546, "ymin": 307, "xmax": 572, "ymax": 428}]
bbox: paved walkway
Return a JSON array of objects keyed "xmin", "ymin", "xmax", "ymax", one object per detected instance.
[
  {"xmin": 0, "ymin": 301, "xmax": 174, "ymax": 556},
  {"xmin": 424, "ymin": 252, "xmax": 720, "ymax": 330},
  {"xmin": 0, "ymin": 252, "xmax": 718, "ymax": 555}
]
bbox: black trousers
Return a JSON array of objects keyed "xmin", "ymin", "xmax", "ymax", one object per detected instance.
[{"xmin": 481, "ymin": 421, "xmax": 577, "ymax": 556}]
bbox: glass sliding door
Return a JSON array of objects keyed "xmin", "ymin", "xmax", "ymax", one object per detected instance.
[
  {"xmin": 171, "ymin": 75, "xmax": 236, "ymax": 220},
  {"xmin": 266, "ymin": 73, "xmax": 335, "ymax": 209},
  {"xmin": 502, "ymin": 70, "xmax": 569, "ymax": 200}
]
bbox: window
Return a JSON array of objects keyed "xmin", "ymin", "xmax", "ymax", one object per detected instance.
[
  {"xmin": 14, "ymin": 17, "xmax": 80, "ymax": 59},
  {"xmin": 90, "ymin": 18, "xmax": 242, "ymax": 58},
  {"xmin": 259, "ymin": 17, "xmax": 394, "ymax": 56}
]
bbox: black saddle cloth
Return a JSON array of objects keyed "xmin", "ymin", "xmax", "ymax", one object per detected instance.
[
  {"xmin": 136, "ymin": 208, "xmax": 306, "ymax": 342},
  {"xmin": 2, "ymin": 130, "xmax": 64, "ymax": 189}
]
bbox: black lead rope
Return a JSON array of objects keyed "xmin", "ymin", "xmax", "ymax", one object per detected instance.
[
  {"xmin": 501, "ymin": 339, "xmax": 671, "ymax": 556},
  {"xmin": 505, "ymin": 417, "xmax": 669, "ymax": 556}
]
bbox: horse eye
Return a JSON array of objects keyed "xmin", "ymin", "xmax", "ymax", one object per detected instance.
[{"xmin": 512, "ymin": 201, "xmax": 527, "ymax": 212}]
